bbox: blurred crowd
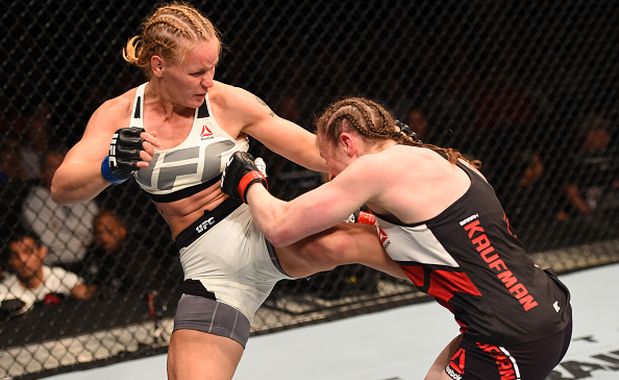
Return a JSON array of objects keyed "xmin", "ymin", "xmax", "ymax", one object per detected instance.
[{"xmin": 0, "ymin": 100, "xmax": 179, "ymax": 319}]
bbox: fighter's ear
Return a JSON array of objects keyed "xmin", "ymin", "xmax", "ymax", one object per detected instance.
[
  {"xmin": 151, "ymin": 55, "xmax": 165, "ymax": 77},
  {"xmin": 339, "ymin": 132, "xmax": 356, "ymax": 157},
  {"xmin": 38, "ymin": 245, "xmax": 48, "ymax": 260}
]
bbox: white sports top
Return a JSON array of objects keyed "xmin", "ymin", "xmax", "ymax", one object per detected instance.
[{"xmin": 130, "ymin": 83, "xmax": 249, "ymax": 202}]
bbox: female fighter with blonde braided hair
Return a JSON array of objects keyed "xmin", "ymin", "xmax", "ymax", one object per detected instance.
[
  {"xmin": 52, "ymin": 4, "xmax": 405, "ymax": 380},
  {"xmin": 222, "ymin": 96, "xmax": 573, "ymax": 380}
]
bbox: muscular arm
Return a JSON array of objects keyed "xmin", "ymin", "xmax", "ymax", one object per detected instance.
[
  {"xmin": 51, "ymin": 103, "xmax": 118, "ymax": 204},
  {"xmin": 223, "ymin": 86, "xmax": 326, "ymax": 172},
  {"xmin": 245, "ymin": 156, "xmax": 381, "ymax": 246},
  {"xmin": 51, "ymin": 96, "xmax": 159, "ymax": 205}
]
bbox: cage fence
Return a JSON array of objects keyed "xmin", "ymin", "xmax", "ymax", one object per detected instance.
[{"xmin": 0, "ymin": 0, "xmax": 617, "ymax": 378}]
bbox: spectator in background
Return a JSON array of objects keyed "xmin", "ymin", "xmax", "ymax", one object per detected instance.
[
  {"xmin": 490, "ymin": 150, "xmax": 544, "ymax": 207},
  {"xmin": 0, "ymin": 228, "xmax": 95, "ymax": 316},
  {"xmin": 22, "ymin": 148, "xmax": 99, "ymax": 270},
  {"xmin": 0, "ymin": 138, "xmax": 32, "ymax": 243},
  {"xmin": 80, "ymin": 209, "xmax": 158, "ymax": 295},
  {"xmin": 559, "ymin": 114, "xmax": 618, "ymax": 220},
  {"xmin": 404, "ymin": 107, "xmax": 433, "ymax": 142},
  {"xmin": 20, "ymin": 104, "xmax": 52, "ymax": 181},
  {"xmin": 0, "ymin": 138, "xmax": 28, "ymax": 184},
  {"xmin": 0, "ymin": 99, "xmax": 52, "ymax": 182},
  {"xmin": 488, "ymin": 150, "xmax": 558, "ymax": 244},
  {"xmin": 473, "ymin": 71, "xmax": 539, "ymax": 131},
  {"xmin": 274, "ymin": 93, "xmax": 302, "ymax": 125}
]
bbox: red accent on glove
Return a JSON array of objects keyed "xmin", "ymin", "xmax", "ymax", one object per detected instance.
[
  {"xmin": 356, "ymin": 211, "xmax": 377, "ymax": 225},
  {"xmin": 237, "ymin": 171, "xmax": 268, "ymax": 202},
  {"xmin": 44, "ymin": 293, "xmax": 62, "ymax": 305}
]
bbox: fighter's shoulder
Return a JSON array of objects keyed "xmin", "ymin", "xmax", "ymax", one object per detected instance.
[
  {"xmin": 88, "ymin": 88, "xmax": 136, "ymax": 127},
  {"xmin": 393, "ymin": 145, "xmax": 441, "ymax": 165},
  {"xmin": 209, "ymin": 81, "xmax": 264, "ymax": 113},
  {"xmin": 354, "ymin": 145, "xmax": 429, "ymax": 176},
  {"xmin": 374, "ymin": 144, "xmax": 427, "ymax": 163},
  {"xmin": 348, "ymin": 147, "xmax": 400, "ymax": 176}
]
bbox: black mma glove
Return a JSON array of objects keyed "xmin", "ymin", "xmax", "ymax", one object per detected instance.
[
  {"xmin": 101, "ymin": 127, "xmax": 144, "ymax": 184},
  {"xmin": 0, "ymin": 298, "xmax": 31, "ymax": 316},
  {"xmin": 221, "ymin": 151, "xmax": 269, "ymax": 202}
]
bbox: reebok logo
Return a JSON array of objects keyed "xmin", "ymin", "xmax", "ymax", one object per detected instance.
[{"xmin": 200, "ymin": 125, "xmax": 213, "ymax": 138}]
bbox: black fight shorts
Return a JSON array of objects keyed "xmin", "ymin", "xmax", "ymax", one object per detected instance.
[{"xmin": 446, "ymin": 306, "xmax": 572, "ymax": 380}]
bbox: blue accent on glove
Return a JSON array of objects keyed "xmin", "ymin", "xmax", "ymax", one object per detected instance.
[{"xmin": 101, "ymin": 155, "xmax": 129, "ymax": 185}]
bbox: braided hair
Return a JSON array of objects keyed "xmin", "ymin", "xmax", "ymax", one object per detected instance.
[
  {"xmin": 123, "ymin": 2, "xmax": 221, "ymax": 77},
  {"xmin": 314, "ymin": 97, "xmax": 481, "ymax": 168}
]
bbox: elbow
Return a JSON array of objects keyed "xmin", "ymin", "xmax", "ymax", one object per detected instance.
[
  {"xmin": 262, "ymin": 223, "xmax": 300, "ymax": 248},
  {"xmin": 50, "ymin": 185, "xmax": 62, "ymax": 204},
  {"xmin": 50, "ymin": 176, "xmax": 70, "ymax": 205},
  {"xmin": 249, "ymin": 200, "xmax": 302, "ymax": 247},
  {"xmin": 263, "ymin": 228, "xmax": 289, "ymax": 248},
  {"xmin": 50, "ymin": 182, "xmax": 64, "ymax": 204}
]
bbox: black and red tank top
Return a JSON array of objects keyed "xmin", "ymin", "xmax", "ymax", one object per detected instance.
[{"xmin": 373, "ymin": 160, "xmax": 571, "ymax": 344}]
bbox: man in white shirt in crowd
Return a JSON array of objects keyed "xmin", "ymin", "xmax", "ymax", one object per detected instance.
[
  {"xmin": 0, "ymin": 229, "xmax": 95, "ymax": 315},
  {"xmin": 22, "ymin": 148, "xmax": 99, "ymax": 268}
]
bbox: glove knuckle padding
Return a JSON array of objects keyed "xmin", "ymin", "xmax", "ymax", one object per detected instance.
[
  {"xmin": 221, "ymin": 152, "xmax": 268, "ymax": 202},
  {"xmin": 116, "ymin": 146, "xmax": 141, "ymax": 163},
  {"xmin": 109, "ymin": 127, "xmax": 144, "ymax": 179},
  {"xmin": 117, "ymin": 128, "xmax": 144, "ymax": 146},
  {"xmin": 119, "ymin": 127, "xmax": 142, "ymax": 138}
]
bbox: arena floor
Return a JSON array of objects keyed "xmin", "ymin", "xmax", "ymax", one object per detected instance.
[{"xmin": 45, "ymin": 263, "xmax": 619, "ymax": 380}]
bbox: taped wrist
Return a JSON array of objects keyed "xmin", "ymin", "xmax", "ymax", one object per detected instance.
[
  {"xmin": 345, "ymin": 210, "xmax": 377, "ymax": 225},
  {"xmin": 101, "ymin": 155, "xmax": 129, "ymax": 184},
  {"xmin": 237, "ymin": 171, "xmax": 268, "ymax": 203}
]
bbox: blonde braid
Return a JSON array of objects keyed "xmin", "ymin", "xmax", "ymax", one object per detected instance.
[
  {"xmin": 123, "ymin": 2, "xmax": 220, "ymax": 77},
  {"xmin": 315, "ymin": 97, "xmax": 481, "ymax": 169}
]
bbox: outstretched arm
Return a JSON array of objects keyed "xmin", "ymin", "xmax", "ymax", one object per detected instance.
[
  {"xmin": 223, "ymin": 85, "xmax": 326, "ymax": 172},
  {"xmin": 223, "ymin": 152, "xmax": 381, "ymax": 247}
]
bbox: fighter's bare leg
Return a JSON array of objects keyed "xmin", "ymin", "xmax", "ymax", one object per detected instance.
[
  {"xmin": 167, "ymin": 329, "xmax": 244, "ymax": 380},
  {"xmin": 276, "ymin": 223, "xmax": 407, "ymax": 280},
  {"xmin": 424, "ymin": 334, "xmax": 463, "ymax": 380}
]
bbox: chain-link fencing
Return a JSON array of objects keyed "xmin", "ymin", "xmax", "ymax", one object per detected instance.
[{"xmin": 1, "ymin": 0, "xmax": 618, "ymax": 378}]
